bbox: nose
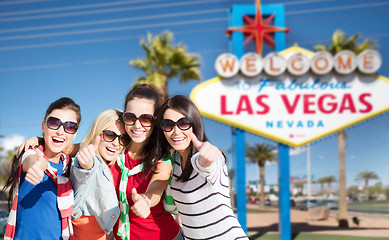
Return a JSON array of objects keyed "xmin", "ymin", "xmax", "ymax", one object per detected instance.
[
  {"xmin": 171, "ymin": 124, "xmax": 181, "ymax": 134},
  {"xmin": 112, "ymin": 137, "xmax": 120, "ymax": 146},
  {"xmin": 134, "ymin": 119, "xmax": 143, "ymax": 128},
  {"xmin": 57, "ymin": 124, "xmax": 66, "ymax": 134}
]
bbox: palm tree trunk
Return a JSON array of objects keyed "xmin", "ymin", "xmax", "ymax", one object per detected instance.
[
  {"xmin": 365, "ymin": 179, "xmax": 369, "ymax": 201},
  {"xmin": 162, "ymin": 74, "xmax": 169, "ymax": 102},
  {"xmin": 337, "ymin": 130, "xmax": 349, "ymax": 227},
  {"xmin": 259, "ymin": 165, "xmax": 265, "ymax": 209}
]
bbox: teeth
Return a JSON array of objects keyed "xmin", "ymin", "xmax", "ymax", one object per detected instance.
[
  {"xmin": 106, "ymin": 147, "xmax": 117, "ymax": 153},
  {"xmin": 53, "ymin": 137, "xmax": 64, "ymax": 142},
  {"xmin": 131, "ymin": 130, "xmax": 144, "ymax": 134},
  {"xmin": 172, "ymin": 137, "xmax": 185, "ymax": 142}
]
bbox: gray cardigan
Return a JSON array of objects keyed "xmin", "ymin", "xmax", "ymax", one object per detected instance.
[{"xmin": 70, "ymin": 155, "xmax": 120, "ymax": 234}]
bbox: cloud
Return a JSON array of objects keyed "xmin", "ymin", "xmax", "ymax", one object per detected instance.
[
  {"xmin": 290, "ymin": 147, "xmax": 306, "ymax": 156},
  {"xmin": 385, "ymin": 164, "xmax": 389, "ymax": 168},
  {"xmin": 0, "ymin": 135, "xmax": 25, "ymax": 152}
]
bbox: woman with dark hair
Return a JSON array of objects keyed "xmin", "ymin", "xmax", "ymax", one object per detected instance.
[
  {"xmin": 154, "ymin": 95, "xmax": 248, "ymax": 239},
  {"xmin": 109, "ymin": 84, "xmax": 182, "ymax": 240},
  {"xmin": 3, "ymin": 97, "xmax": 81, "ymax": 240}
]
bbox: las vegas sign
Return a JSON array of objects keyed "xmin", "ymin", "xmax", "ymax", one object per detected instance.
[{"xmin": 190, "ymin": 45, "xmax": 388, "ymax": 147}]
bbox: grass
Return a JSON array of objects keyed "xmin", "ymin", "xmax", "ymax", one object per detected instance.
[
  {"xmin": 247, "ymin": 208, "xmax": 277, "ymax": 214},
  {"xmin": 249, "ymin": 233, "xmax": 389, "ymax": 240}
]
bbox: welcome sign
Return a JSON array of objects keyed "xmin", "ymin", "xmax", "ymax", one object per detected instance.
[{"xmin": 190, "ymin": 46, "xmax": 389, "ymax": 147}]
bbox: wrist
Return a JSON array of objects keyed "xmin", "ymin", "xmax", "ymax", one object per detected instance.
[{"xmin": 140, "ymin": 194, "xmax": 151, "ymax": 208}]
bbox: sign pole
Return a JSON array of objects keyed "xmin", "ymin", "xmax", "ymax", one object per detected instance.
[
  {"xmin": 232, "ymin": 127, "xmax": 247, "ymax": 232},
  {"xmin": 278, "ymin": 143, "xmax": 291, "ymax": 240}
]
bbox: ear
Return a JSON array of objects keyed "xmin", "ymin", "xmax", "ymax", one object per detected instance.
[{"xmin": 41, "ymin": 120, "xmax": 45, "ymax": 132}]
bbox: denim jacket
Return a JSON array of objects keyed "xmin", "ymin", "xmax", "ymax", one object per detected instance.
[{"xmin": 70, "ymin": 155, "xmax": 120, "ymax": 234}]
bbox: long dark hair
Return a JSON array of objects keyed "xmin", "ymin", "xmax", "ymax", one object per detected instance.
[
  {"xmin": 156, "ymin": 95, "xmax": 208, "ymax": 182},
  {"xmin": 2, "ymin": 97, "xmax": 81, "ymax": 210},
  {"xmin": 124, "ymin": 84, "xmax": 162, "ymax": 173}
]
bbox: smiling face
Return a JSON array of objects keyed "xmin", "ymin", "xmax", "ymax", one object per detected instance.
[
  {"xmin": 162, "ymin": 108, "xmax": 193, "ymax": 158},
  {"xmin": 42, "ymin": 109, "xmax": 78, "ymax": 158},
  {"xmin": 124, "ymin": 97, "xmax": 155, "ymax": 146},
  {"xmin": 98, "ymin": 122, "xmax": 126, "ymax": 163}
]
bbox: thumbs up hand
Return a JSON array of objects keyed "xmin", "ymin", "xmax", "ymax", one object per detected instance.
[
  {"xmin": 25, "ymin": 149, "xmax": 49, "ymax": 185},
  {"xmin": 189, "ymin": 132, "xmax": 222, "ymax": 168},
  {"xmin": 130, "ymin": 188, "xmax": 151, "ymax": 219},
  {"xmin": 78, "ymin": 135, "xmax": 100, "ymax": 170}
]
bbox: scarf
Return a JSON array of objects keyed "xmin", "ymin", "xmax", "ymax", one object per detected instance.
[
  {"xmin": 5, "ymin": 146, "xmax": 74, "ymax": 240},
  {"xmin": 162, "ymin": 153, "xmax": 178, "ymax": 214},
  {"xmin": 117, "ymin": 153, "xmax": 144, "ymax": 240}
]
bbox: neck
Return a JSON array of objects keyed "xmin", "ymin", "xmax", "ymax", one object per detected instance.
[
  {"xmin": 178, "ymin": 148, "xmax": 190, "ymax": 169},
  {"xmin": 127, "ymin": 141, "xmax": 145, "ymax": 160},
  {"xmin": 44, "ymin": 150, "xmax": 62, "ymax": 163}
]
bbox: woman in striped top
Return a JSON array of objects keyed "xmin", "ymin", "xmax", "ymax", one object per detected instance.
[{"xmin": 155, "ymin": 95, "xmax": 248, "ymax": 240}]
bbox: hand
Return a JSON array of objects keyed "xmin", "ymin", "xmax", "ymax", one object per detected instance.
[
  {"xmin": 130, "ymin": 188, "xmax": 151, "ymax": 219},
  {"xmin": 189, "ymin": 132, "xmax": 222, "ymax": 167},
  {"xmin": 16, "ymin": 137, "xmax": 40, "ymax": 158},
  {"xmin": 25, "ymin": 149, "xmax": 49, "ymax": 185},
  {"xmin": 77, "ymin": 136, "xmax": 100, "ymax": 170}
]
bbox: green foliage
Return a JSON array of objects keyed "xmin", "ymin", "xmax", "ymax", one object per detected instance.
[
  {"xmin": 129, "ymin": 31, "xmax": 201, "ymax": 100},
  {"xmin": 313, "ymin": 29, "xmax": 377, "ymax": 54},
  {"xmin": 347, "ymin": 185, "xmax": 360, "ymax": 198},
  {"xmin": 246, "ymin": 143, "xmax": 277, "ymax": 167}
]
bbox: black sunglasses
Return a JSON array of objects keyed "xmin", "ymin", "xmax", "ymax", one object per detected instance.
[
  {"xmin": 102, "ymin": 130, "xmax": 130, "ymax": 146},
  {"xmin": 122, "ymin": 112, "xmax": 154, "ymax": 127},
  {"xmin": 46, "ymin": 116, "xmax": 78, "ymax": 134},
  {"xmin": 160, "ymin": 117, "xmax": 192, "ymax": 132}
]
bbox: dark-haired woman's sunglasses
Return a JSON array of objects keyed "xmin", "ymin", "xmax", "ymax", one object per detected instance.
[
  {"xmin": 123, "ymin": 112, "xmax": 154, "ymax": 127},
  {"xmin": 160, "ymin": 117, "xmax": 192, "ymax": 132},
  {"xmin": 46, "ymin": 116, "xmax": 78, "ymax": 134},
  {"xmin": 102, "ymin": 130, "xmax": 130, "ymax": 146}
]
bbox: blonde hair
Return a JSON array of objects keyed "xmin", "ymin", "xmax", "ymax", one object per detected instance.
[{"xmin": 80, "ymin": 109, "xmax": 124, "ymax": 165}]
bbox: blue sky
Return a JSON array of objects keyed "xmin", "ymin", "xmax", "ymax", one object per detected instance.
[{"xmin": 0, "ymin": 0, "xmax": 388, "ymax": 191}]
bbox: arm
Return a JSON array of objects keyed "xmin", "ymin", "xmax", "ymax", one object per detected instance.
[
  {"xmin": 23, "ymin": 149, "xmax": 49, "ymax": 185},
  {"xmin": 71, "ymin": 136, "xmax": 99, "ymax": 183},
  {"xmin": 16, "ymin": 136, "xmax": 79, "ymax": 158},
  {"xmin": 130, "ymin": 162, "xmax": 172, "ymax": 218},
  {"xmin": 189, "ymin": 132, "xmax": 225, "ymax": 186}
]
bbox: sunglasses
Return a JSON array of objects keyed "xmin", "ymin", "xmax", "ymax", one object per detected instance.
[
  {"xmin": 46, "ymin": 116, "xmax": 78, "ymax": 134},
  {"xmin": 102, "ymin": 130, "xmax": 130, "ymax": 146},
  {"xmin": 46, "ymin": 117, "xmax": 78, "ymax": 134},
  {"xmin": 160, "ymin": 117, "xmax": 192, "ymax": 132},
  {"xmin": 123, "ymin": 112, "xmax": 154, "ymax": 127}
]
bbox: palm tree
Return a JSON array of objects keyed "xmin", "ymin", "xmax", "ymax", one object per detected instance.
[
  {"xmin": 325, "ymin": 176, "xmax": 337, "ymax": 196},
  {"xmin": 317, "ymin": 177, "xmax": 328, "ymax": 195},
  {"xmin": 246, "ymin": 143, "xmax": 277, "ymax": 208},
  {"xmin": 355, "ymin": 170, "xmax": 379, "ymax": 201},
  {"xmin": 129, "ymin": 31, "xmax": 201, "ymax": 101},
  {"xmin": 294, "ymin": 182, "xmax": 304, "ymax": 195},
  {"xmin": 314, "ymin": 29, "xmax": 376, "ymax": 228}
]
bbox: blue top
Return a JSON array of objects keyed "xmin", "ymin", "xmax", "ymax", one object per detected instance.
[{"xmin": 15, "ymin": 160, "xmax": 64, "ymax": 240}]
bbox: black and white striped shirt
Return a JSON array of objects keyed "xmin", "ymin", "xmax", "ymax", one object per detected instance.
[{"xmin": 171, "ymin": 152, "xmax": 248, "ymax": 240}]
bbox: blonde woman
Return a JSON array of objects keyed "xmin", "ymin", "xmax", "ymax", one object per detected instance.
[{"xmin": 70, "ymin": 109, "xmax": 129, "ymax": 240}]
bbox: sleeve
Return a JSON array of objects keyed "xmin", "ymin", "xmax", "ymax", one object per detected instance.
[
  {"xmin": 190, "ymin": 152, "xmax": 226, "ymax": 186},
  {"xmin": 20, "ymin": 149, "xmax": 35, "ymax": 164},
  {"xmin": 70, "ymin": 155, "xmax": 98, "ymax": 183}
]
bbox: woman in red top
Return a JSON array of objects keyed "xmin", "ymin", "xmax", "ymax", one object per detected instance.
[{"xmin": 110, "ymin": 84, "xmax": 182, "ymax": 240}]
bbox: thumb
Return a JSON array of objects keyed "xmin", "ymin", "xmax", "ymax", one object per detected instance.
[
  {"xmin": 131, "ymin": 188, "xmax": 139, "ymax": 202},
  {"xmin": 35, "ymin": 148, "xmax": 45, "ymax": 162},
  {"xmin": 189, "ymin": 132, "xmax": 203, "ymax": 150},
  {"xmin": 93, "ymin": 135, "xmax": 100, "ymax": 151}
]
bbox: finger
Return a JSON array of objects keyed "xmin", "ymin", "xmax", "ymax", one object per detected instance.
[
  {"xmin": 189, "ymin": 132, "xmax": 203, "ymax": 150},
  {"xmin": 93, "ymin": 135, "xmax": 100, "ymax": 152},
  {"xmin": 131, "ymin": 188, "xmax": 139, "ymax": 202},
  {"xmin": 35, "ymin": 148, "xmax": 44, "ymax": 161}
]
